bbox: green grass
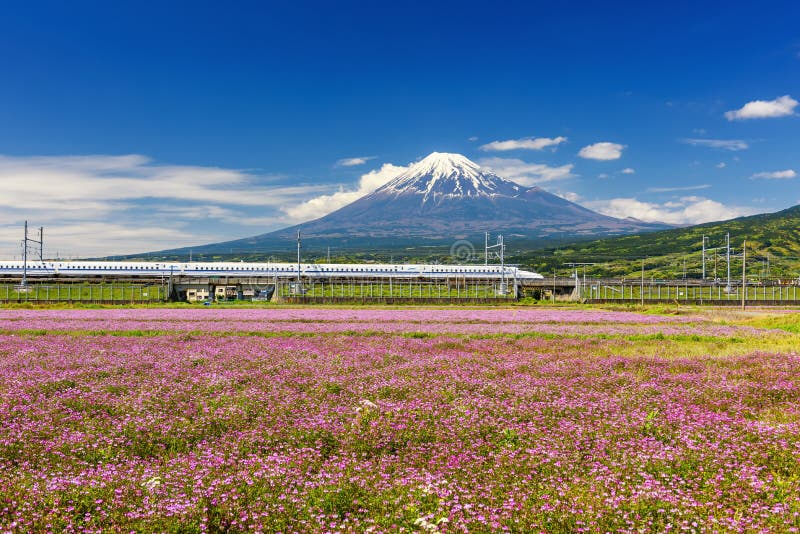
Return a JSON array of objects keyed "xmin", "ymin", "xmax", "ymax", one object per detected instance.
[{"xmin": 735, "ymin": 313, "xmax": 800, "ymax": 334}]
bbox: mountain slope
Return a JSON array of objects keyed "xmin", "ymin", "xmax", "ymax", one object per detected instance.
[
  {"xmin": 551, "ymin": 204, "xmax": 800, "ymax": 257},
  {"xmin": 160, "ymin": 152, "xmax": 671, "ymax": 254},
  {"xmin": 516, "ymin": 204, "xmax": 800, "ymax": 278}
]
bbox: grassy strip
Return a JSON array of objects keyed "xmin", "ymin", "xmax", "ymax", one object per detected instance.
[
  {"xmin": 0, "ymin": 327, "xmax": 773, "ymax": 345},
  {"xmin": 734, "ymin": 314, "xmax": 800, "ymax": 334}
]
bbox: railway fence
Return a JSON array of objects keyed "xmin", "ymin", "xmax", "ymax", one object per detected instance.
[
  {"xmin": 0, "ymin": 283, "xmax": 166, "ymax": 304},
  {"xmin": 2, "ymin": 277, "xmax": 800, "ymax": 306},
  {"xmin": 575, "ymin": 281, "xmax": 800, "ymax": 305}
]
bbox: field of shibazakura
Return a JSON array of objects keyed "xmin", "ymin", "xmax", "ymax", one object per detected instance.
[{"xmin": 1, "ymin": 308, "xmax": 800, "ymax": 533}]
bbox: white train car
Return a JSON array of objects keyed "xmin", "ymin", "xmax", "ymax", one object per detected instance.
[{"xmin": 0, "ymin": 260, "xmax": 544, "ymax": 280}]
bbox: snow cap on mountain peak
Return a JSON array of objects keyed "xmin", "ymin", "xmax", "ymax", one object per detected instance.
[
  {"xmin": 411, "ymin": 152, "xmax": 483, "ymax": 178},
  {"xmin": 376, "ymin": 152, "xmax": 520, "ymax": 203}
]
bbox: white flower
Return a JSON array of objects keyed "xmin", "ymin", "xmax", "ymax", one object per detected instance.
[
  {"xmin": 142, "ymin": 476, "xmax": 162, "ymax": 490},
  {"xmin": 359, "ymin": 399, "xmax": 379, "ymax": 411}
]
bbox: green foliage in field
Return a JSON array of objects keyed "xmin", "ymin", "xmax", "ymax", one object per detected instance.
[{"xmin": 735, "ymin": 312, "xmax": 800, "ymax": 334}]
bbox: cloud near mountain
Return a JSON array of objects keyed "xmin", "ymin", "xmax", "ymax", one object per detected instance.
[{"xmin": 284, "ymin": 163, "xmax": 408, "ymax": 221}]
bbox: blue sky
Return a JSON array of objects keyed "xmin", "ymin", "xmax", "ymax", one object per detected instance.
[{"xmin": 1, "ymin": 1, "xmax": 798, "ymax": 256}]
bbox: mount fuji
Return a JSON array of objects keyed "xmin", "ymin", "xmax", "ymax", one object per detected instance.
[{"xmin": 167, "ymin": 152, "xmax": 670, "ymax": 253}]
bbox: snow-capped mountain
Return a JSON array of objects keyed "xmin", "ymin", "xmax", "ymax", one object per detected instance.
[
  {"xmin": 377, "ymin": 152, "xmax": 521, "ymax": 202},
  {"xmin": 172, "ymin": 152, "xmax": 671, "ymax": 253}
]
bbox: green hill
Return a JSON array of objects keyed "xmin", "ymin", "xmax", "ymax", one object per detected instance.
[{"xmin": 514, "ymin": 205, "xmax": 800, "ymax": 279}]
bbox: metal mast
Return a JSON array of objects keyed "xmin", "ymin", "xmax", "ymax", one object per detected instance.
[
  {"xmin": 641, "ymin": 258, "xmax": 645, "ymax": 306},
  {"xmin": 741, "ymin": 240, "xmax": 747, "ymax": 310},
  {"xmin": 22, "ymin": 221, "xmax": 28, "ymax": 288},
  {"xmin": 296, "ymin": 229, "xmax": 301, "ymax": 285},
  {"xmin": 499, "ymin": 235, "xmax": 505, "ymax": 292},
  {"xmin": 726, "ymin": 232, "xmax": 731, "ymax": 292},
  {"xmin": 563, "ymin": 262, "xmax": 595, "ymax": 300},
  {"xmin": 20, "ymin": 221, "xmax": 44, "ymax": 288},
  {"xmin": 702, "ymin": 235, "xmax": 707, "ymax": 280},
  {"xmin": 486, "ymin": 234, "xmax": 506, "ymax": 293}
]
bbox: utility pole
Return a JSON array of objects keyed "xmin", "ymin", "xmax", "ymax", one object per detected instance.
[
  {"xmin": 486, "ymin": 234, "xmax": 506, "ymax": 293},
  {"xmin": 327, "ymin": 246, "xmax": 331, "ymax": 263},
  {"xmin": 641, "ymin": 258, "xmax": 645, "ymax": 306},
  {"xmin": 741, "ymin": 240, "xmax": 746, "ymax": 311},
  {"xmin": 766, "ymin": 253, "xmax": 770, "ymax": 281},
  {"xmin": 726, "ymin": 232, "xmax": 731, "ymax": 293},
  {"xmin": 563, "ymin": 262, "xmax": 595, "ymax": 300},
  {"xmin": 22, "ymin": 221, "xmax": 28, "ymax": 288},
  {"xmin": 296, "ymin": 229, "xmax": 301, "ymax": 286},
  {"xmin": 484, "ymin": 232, "xmax": 489, "ymax": 266},
  {"xmin": 702, "ymin": 235, "xmax": 707, "ymax": 280},
  {"xmin": 500, "ymin": 235, "xmax": 505, "ymax": 293},
  {"xmin": 20, "ymin": 221, "xmax": 44, "ymax": 288},
  {"xmin": 583, "ymin": 263, "xmax": 587, "ymax": 292}
]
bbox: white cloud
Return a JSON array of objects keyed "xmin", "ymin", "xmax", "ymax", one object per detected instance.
[
  {"xmin": 716, "ymin": 162, "xmax": 726, "ymax": 168},
  {"xmin": 479, "ymin": 136, "xmax": 567, "ymax": 152},
  {"xmin": 0, "ymin": 222, "xmax": 202, "ymax": 259},
  {"xmin": 467, "ymin": 136, "xmax": 479, "ymax": 142},
  {"xmin": 647, "ymin": 184, "xmax": 711, "ymax": 193},
  {"xmin": 0, "ymin": 154, "xmax": 320, "ymax": 210},
  {"xmin": 556, "ymin": 191, "xmax": 582, "ymax": 202},
  {"xmin": 283, "ymin": 163, "xmax": 407, "ymax": 221},
  {"xmin": 598, "ymin": 173, "xmax": 609, "ymax": 179},
  {"xmin": 620, "ymin": 168, "xmax": 635, "ymax": 174},
  {"xmin": 681, "ymin": 138, "xmax": 749, "ymax": 151},
  {"xmin": 724, "ymin": 95, "xmax": 798, "ymax": 120},
  {"xmin": 336, "ymin": 156, "xmax": 376, "ymax": 167},
  {"xmin": 578, "ymin": 142, "xmax": 624, "ymax": 161},
  {"xmin": 0, "ymin": 153, "xmax": 334, "ymax": 257},
  {"xmin": 154, "ymin": 205, "xmax": 290, "ymax": 228},
  {"xmin": 478, "ymin": 157, "xmax": 575, "ymax": 186},
  {"xmin": 750, "ymin": 169, "xmax": 796, "ymax": 180},
  {"xmin": 585, "ymin": 196, "xmax": 758, "ymax": 225}
]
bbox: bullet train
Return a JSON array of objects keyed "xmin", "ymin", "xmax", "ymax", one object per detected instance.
[{"xmin": 0, "ymin": 260, "xmax": 544, "ymax": 280}]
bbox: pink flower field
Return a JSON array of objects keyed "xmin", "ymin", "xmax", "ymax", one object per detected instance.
[{"xmin": 1, "ymin": 307, "xmax": 799, "ymax": 532}]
